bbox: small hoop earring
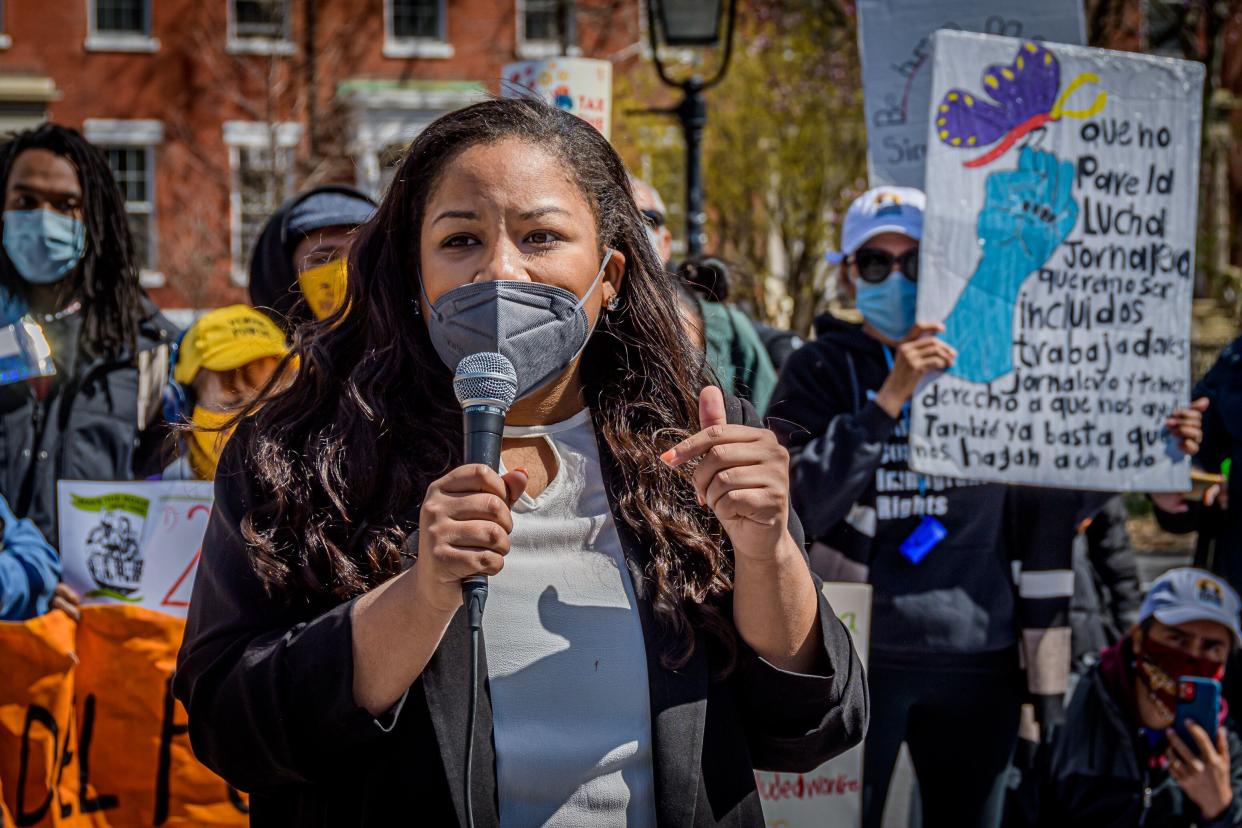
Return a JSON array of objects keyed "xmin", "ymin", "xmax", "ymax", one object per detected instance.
[
  {"xmin": 411, "ymin": 298, "xmax": 421, "ymax": 316},
  {"xmin": 606, "ymin": 295, "xmax": 621, "ymax": 311}
]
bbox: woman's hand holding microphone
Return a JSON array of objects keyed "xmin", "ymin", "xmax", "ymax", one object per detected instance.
[{"xmin": 412, "ymin": 464, "xmax": 528, "ymax": 615}]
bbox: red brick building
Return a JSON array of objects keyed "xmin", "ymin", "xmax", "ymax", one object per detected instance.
[{"xmin": 4, "ymin": 0, "xmax": 643, "ymax": 321}]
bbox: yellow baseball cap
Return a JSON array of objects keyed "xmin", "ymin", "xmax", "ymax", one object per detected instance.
[{"xmin": 174, "ymin": 305, "xmax": 289, "ymax": 385}]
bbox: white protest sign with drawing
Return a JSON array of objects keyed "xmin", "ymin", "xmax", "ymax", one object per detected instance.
[
  {"xmin": 910, "ymin": 32, "xmax": 1203, "ymax": 491},
  {"xmin": 756, "ymin": 582, "xmax": 871, "ymax": 828},
  {"xmin": 57, "ymin": 480, "xmax": 215, "ymax": 618},
  {"xmin": 501, "ymin": 57, "xmax": 612, "ymax": 139},
  {"xmin": 857, "ymin": 0, "xmax": 1084, "ymax": 188}
]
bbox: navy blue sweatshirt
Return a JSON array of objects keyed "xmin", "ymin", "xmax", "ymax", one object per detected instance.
[{"xmin": 768, "ymin": 314, "xmax": 1076, "ymax": 720}]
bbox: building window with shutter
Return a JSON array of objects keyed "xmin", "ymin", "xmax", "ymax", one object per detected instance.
[
  {"xmin": 384, "ymin": 0, "xmax": 453, "ymax": 59},
  {"xmin": 84, "ymin": 119, "xmax": 164, "ymax": 286},
  {"xmin": 516, "ymin": 0, "xmax": 575, "ymax": 59},
  {"xmin": 228, "ymin": 0, "xmax": 294, "ymax": 56},
  {"xmin": 86, "ymin": 0, "xmax": 159, "ymax": 52},
  {"xmin": 223, "ymin": 121, "xmax": 301, "ymax": 284},
  {"xmin": 95, "ymin": 0, "xmax": 147, "ymax": 33},
  {"xmin": 103, "ymin": 147, "xmax": 157, "ymax": 277}
]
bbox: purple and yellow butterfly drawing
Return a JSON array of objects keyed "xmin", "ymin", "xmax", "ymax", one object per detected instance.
[{"xmin": 936, "ymin": 41, "xmax": 1107, "ymax": 168}]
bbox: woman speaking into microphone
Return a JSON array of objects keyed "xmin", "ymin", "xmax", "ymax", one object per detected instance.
[{"xmin": 174, "ymin": 98, "xmax": 866, "ymax": 827}]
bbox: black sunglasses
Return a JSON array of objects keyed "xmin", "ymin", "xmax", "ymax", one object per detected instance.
[
  {"xmin": 851, "ymin": 247, "xmax": 919, "ymax": 283},
  {"xmin": 640, "ymin": 209, "xmax": 666, "ymax": 229}
]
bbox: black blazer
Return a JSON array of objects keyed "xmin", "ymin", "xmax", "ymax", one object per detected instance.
[{"xmin": 173, "ymin": 397, "xmax": 867, "ymax": 827}]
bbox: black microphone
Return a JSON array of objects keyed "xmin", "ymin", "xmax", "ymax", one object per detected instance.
[
  {"xmin": 452, "ymin": 352, "xmax": 518, "ymax": 628},
  {"xmin": 453, "ymin": 352, "xmax": 518, "ymax": 828}
]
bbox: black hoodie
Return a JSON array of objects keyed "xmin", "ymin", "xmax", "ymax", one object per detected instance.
[
  {"xmin": 768, "ymin": 313, "xmax": 1075, "ymax": 720},
  {"xmin": 248, "ymin": 185, "xmax": 376, "ymax": 334}
]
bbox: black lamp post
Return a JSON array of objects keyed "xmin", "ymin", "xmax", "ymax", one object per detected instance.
[{"xmin": 644, "ymin": 0, "xmax": 737, "ymax": 258}]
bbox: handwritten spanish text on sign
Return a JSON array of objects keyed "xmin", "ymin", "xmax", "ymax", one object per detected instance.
[
  {"xmin": 911, "ymin": 32, "xmax": 1204, "ymax": 491},
  {"xmin": 856, "ymin": 0, "xmax": 1083, "ymax": 188}
]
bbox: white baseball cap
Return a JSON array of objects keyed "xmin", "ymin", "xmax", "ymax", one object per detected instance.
[
  {"xmin": 1141, "ymin": 567, "xmax": 1242, "ymax": 646},
  {"xmin": 826, "ymin": 186, "xmax": 925, "ymax": 264}
]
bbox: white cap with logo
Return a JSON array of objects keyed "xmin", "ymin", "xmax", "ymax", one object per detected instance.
[
  {"xmin": 826, "ymin": 186, "xmax": 926, "ymax": 264},
  {"xmin": 1140, "ymin": 567, "xmax": 1242, "ymax": 646}
]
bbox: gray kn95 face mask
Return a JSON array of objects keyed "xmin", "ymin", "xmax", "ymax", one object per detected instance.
[{"xmin": 421, "ymin": 249, "xmax": 614, "ymax": 401}]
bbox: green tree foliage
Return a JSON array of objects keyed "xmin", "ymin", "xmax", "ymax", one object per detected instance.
[{"xmin": 612, "ymin": 0, "xmax": 866, "ymax": 333}]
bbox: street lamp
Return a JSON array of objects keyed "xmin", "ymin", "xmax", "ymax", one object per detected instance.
[{"xmin": 644, "ymin": 0, "xmax": 737, "ymax": 258}]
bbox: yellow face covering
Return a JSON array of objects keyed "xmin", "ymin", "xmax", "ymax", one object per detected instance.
[
  {"xmin": 297, "ymin": 258, "xmax": 348, "ymax": 320},
  {"xmin": 188, "ymin": 407, "xmax": 236, "ymax": 481}
]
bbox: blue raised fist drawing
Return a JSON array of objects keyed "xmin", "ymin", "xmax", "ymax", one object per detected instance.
[{"xmin": 941, "ymin": 147, "xmax": 1079, "ymax": 383}]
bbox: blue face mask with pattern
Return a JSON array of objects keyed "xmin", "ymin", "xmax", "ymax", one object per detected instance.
[
  {"xmin": 856, "ymin": 271, "xmax": 917, "ymax": 342},
  {"xmin": 3, "ymin": 209, "xmax": 85, "ymax": 285}
]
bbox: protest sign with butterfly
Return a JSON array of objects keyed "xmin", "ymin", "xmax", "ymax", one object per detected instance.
[{"xmin": 910, "ymin": 31, "xmax": 1203, "ymax": 491}]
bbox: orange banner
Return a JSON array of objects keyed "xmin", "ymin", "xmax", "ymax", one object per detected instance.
[{"xmin": 0, "ymin": 607, "xmax": 248, "ymax": 827}]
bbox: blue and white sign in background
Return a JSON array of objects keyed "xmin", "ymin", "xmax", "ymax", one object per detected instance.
[{"xmin": 856, "ymin": 0, "xmax": 1084, "ymax": 188}]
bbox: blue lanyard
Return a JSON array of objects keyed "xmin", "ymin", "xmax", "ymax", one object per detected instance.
[{"xmin": 882, "ymin": 345, "xmax": 926, "ymax": 497}]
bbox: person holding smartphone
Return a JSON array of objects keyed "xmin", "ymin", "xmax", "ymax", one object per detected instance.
[{"xmin": 1042, "ymin": 567, "xmax": 1242, "ymax": 827}]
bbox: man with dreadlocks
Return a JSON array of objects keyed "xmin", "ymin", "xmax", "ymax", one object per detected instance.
[{"xmin": 0, "ymin": 123, "xmax": 177, "ymax": 549}]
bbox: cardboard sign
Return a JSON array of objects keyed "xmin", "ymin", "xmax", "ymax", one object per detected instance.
[
  {"xmin": 910, "ymin": 32, "xmax": 1204, "ymax": 491},
  {"xmin": 756, "ymin": 582, "xmax": 872, "ymax": 828},
  {"xmin": 0, "ymin": 607, "xmax": 248, "ymax": 826},
  {"xmin": 501, "ymin": 57, "xmax": 612, "ymax": 139},
  {"xmin": 857, "ymin": 0, "xmax": 1084, "ymax": 187},
  {"xmin": 57, "ymin": 481, "xmax": 214, "ymax": 618}
]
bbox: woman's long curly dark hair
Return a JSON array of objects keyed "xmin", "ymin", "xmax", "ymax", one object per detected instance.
[
  {"xmin": 239, "ymin": 97, "xmax": 736, "ymax": 669},
  {"xmin": 0, "ymin": 123, "xmax": 146, "ymax": 360}
]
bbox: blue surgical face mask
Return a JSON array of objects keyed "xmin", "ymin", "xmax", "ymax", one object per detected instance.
[
  {"xmin": 3, "ymin": 209, "xmax": 85, "ymax": 285},
  {"xmin": 856, "ymin": 271, "xmax": 917, "ymax": 342}
]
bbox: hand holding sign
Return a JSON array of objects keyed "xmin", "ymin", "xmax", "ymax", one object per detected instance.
[
  {"xmin": 875, "ymin": 323, "xmax": 958, "ymax": 418},
  {"xmin": 661, "ymin": 386, "xmax": 793, "ymax": 561},
  {"xmin": 1167, "ymin": 397, "xmax": 1210, "ymax": 456}
]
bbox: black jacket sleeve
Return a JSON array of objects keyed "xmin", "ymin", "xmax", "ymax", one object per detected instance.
[
  {"xmin": 1084, "ymin": 497, "xmax": 1141, "ymax": 634},
  {"xmin": 1194, "ymin": 336, "xmax": 1240, "ymax": 474},
  {"xmin": 767, "ymin": 343, "xmax": 897, "ymax": 544},
  {"xmin": 173, "ymin": 425, "xmax": 397, "ymax": 791},
  {"xmin": 728, "ymin": 397, "xmax": 869, "ymax": 773}
]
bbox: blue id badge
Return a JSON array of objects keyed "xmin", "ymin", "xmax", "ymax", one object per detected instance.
[{"xmin": 900, "ymin": 516, "xmax": 948, "ymax": 565}]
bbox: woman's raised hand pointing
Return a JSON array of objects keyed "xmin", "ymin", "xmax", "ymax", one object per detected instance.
[{"xmin": 661, "ymin": 386, "xmax": 795, "ymax": 562}]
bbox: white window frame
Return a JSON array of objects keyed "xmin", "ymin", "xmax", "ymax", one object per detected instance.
[
  {"xmin": 227, "ymin": 0, "xmax": 295, "ymax": 56},
  {"xmin": 84, "ymin": 119, "xmax": 164, "ymax": 287},
  {"xmin": 85, "ymin": 0, "xmax": 160, "ymax": 53},
  {"xmin": 515, "ymin": 0, "xmax": 580, "ymax": 59},
  {"xmin": 383, "ymin": 0, "xmax": 453, "ymax": 59},
  {"xmin": 223, "ymin": 121, "xmax": 301, "ymax": 285},
  {"xmin": 343, "ymin": 82, "xmax": 487, "ymax": 199}
]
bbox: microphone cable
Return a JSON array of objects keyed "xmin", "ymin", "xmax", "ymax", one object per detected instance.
[{"xmin": 464, "ymin": 594, "xmax": 484, "ymax": 828}]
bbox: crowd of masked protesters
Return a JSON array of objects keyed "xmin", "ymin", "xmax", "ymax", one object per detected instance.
[{"xmin": 0, "ymin": 111, "xmax": 1239, "ymax": 827}]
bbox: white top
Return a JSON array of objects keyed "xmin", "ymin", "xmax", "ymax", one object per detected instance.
[{"xmin": 483, "ymin": 408, "xmax": 657, "ymax": 828}]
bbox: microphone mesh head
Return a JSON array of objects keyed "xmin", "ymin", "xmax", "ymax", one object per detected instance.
[{"xmin": 454, "ymin": 352, "xmax": 518, "ymax": 410}]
